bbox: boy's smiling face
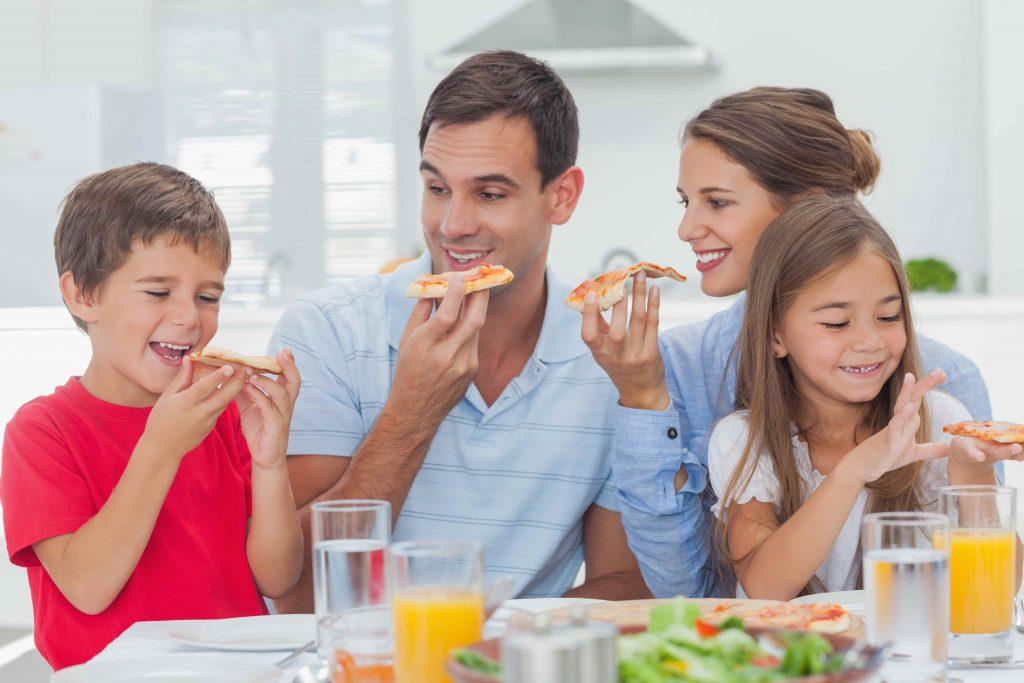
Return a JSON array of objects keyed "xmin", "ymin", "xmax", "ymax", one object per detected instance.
[{"xmin": 71, "ymin": 235, "xmax": 225, "ymax": 406}]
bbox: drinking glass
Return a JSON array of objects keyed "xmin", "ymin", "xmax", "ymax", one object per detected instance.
[
  {"xmin": 311, "ymin": 500, "xmax": 392, "ymax": 679},
  {"xmin": 391, "ymin": 539, "xmax": 484, "ymax": 683},
  {"xmin": 940, "ymin": 484, "xmax": 1018, "ymax": 664},
  {"xmin": 862, "ymin": 511, "xmax": 949, "ymax": 683}
]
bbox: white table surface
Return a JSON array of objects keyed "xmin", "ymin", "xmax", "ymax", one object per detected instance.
[
  {"xmin": 81, "ymin": 599, "xmax": 550, "ymax": 682},
  {"xmin": 78, "ymin": 602, "xmax": 1024, "ymax": 683},
  {"xmin": 90, "ymin": 618, "xmax": 315, "ymax": 682}
]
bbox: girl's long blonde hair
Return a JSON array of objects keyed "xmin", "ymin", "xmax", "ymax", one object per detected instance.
[{"xmin": 721, "ymin": 196, "xmax": 929, "ymax": 595}]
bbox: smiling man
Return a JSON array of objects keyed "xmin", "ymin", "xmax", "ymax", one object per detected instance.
[{"xmin": 269, "ymin": 51, "xmax": 651, "ymax": 610}]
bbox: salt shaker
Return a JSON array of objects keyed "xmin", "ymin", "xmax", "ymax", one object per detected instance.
[{"xmin": 500, "ymin": 610, "xmax": 617, "ymax": 683}]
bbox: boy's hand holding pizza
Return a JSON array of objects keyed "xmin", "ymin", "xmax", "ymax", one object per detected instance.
[
  {"xmin": 235, "ymin": 349, "xmax": 302, "ymax": 471},
  {"xmin": 142, "ymin": 356, "xmax": 250, "ymax": 460},
  {"xmin": 188, "ymin": 347, "xmax": 303, "ymax": 470}
]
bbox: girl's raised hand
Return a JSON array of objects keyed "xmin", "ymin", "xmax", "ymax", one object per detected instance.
[
  {"xmin": 893, "ymin": 369, "xmax": 946, "ymax": 415},
  {"xmin": 580, "ymin": 272, "xmax": 669, "ymax": 410},
  {"xmin": 845, "ymin": 372, "xmax": 950, "ymax": 484}
]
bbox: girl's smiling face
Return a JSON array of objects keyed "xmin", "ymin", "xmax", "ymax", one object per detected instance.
[
  {"xmin": 676, "ymin": 138, "xmax": 784, "ymax": 297},
  {"xmin": 773, "ymin": 247, "xmax": 908, "ymax": 413}
]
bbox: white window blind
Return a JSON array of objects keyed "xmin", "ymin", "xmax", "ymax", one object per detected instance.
[{"xmin": 156, "ymin": 0, "xmax": 418, "ymax": 305}]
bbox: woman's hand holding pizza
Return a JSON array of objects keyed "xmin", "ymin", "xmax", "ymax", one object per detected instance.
[
  {"xmin": 581, "ymin": 271, "xmax": 670, "ymax": 411},
  {"xmin": 389, "ymin": 273, "xmax": 489, "ymax": 426}
]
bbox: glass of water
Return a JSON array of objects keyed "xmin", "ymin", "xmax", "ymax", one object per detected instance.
[
  {"xmin": 311, "ymin": 500, "xmax": 392, "ymax": 676},
  {"xmin": 940, "ymin": 485, "xmax": 1018, "ymax": 664},
  {"xmin": 862, "ymin": 511, "xmax": 949, "ymax": 683}
]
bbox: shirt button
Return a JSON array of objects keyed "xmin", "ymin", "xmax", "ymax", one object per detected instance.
[{"xmin": 667, "ymin": 427, "xmax": 678, "ymax": 439}]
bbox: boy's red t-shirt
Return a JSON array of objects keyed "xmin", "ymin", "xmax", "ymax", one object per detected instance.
[{"xmin": 1, "ymin": 378, "xmax": 268, "ymax": 670}]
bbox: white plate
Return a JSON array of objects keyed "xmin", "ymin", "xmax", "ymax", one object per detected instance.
[
  {"xmin": 168, "ymin": 614, "xmax": 315, "ymax": 652},
  {"xmin": 51, "ymin": 654, "xmax": 281, "ymax": 682},
  {"xmin": 790, "ymin": 589, "xmax": 865, "ymax": 616},
  {"xmin": 500, "ymin": 597, "xmax": 607, "ymax": 614}
]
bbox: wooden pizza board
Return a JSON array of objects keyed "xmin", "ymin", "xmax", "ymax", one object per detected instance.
[{"xmin": 547, "ymin": 598, "xmax": 864, "ymax": 640}]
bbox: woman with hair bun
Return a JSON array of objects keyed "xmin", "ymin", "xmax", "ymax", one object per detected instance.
[{"xmin": 578, "ymin": 87, "xmax": 992, "ymax": 598}]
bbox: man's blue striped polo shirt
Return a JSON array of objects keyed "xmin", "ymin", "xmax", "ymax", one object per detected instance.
[{"xmin": 269, "ymin": 253, "xmax": 619, "ymax": 597}]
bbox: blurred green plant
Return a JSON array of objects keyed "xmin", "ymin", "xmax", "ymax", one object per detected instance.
[{"xmin": 905, "ymin": 257, "xmax": 957, "ymax": 293}]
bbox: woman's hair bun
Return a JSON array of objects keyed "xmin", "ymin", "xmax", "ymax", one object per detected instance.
[{"xmin": 847, "ymin": 128, "xmax": 880, "ymax": 194}]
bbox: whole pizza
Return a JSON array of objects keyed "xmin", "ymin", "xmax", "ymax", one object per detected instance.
[{"xmin": 550, "ymin": 598, "xmax": 854, "ymax": 636}]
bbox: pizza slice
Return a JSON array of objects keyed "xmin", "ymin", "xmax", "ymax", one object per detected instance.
[
  {"xmin": 707, "ymin": 601, "xmax": 851, "ymax": 634},
  {"xmin": 943, "ymin": 420, "xmax": 1024, "ymax": 443},
  {"xmin": 190, "ymin": 346, "xmax": 283, "ymax": 376},
  {"xmin": 405, "ymin": 264, "xmax": 514, "ymax": 299},
  {"xmin": 565, "ymin": 261, "xmax": 686, "ymax": 312}
]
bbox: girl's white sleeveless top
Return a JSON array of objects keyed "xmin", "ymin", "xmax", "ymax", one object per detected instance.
[{"xmin": 708, "ymin": 391, "xmax": 969, "ymax": 594}]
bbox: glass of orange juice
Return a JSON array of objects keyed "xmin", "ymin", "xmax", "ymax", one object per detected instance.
[
  {"xmin": 939, "ymin": 485, "xmax": 1018, "ymax": 664},
  {"xmin": 390, "ymin": 540, "xmax": 484, "ymax": 683}
]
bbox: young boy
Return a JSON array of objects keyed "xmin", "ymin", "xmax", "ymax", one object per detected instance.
[{"xmin": 0, "ymin": 162, "xmax": 303, "ymax": 669}]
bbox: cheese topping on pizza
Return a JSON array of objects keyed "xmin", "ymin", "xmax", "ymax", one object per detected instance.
[
  {"xmin": 943, "ymin": 420, "xmax": 1024, "ymax": 443},
  {"xmin": 190, "ymin": 346, "xmax": 283, "ymax": 375},
  {"xmin": 707, "ymin": 601, "xmax": 851, "ymax": 635},
  {"xmin": 565, "ymin": 261, "xmax": 686, "ymax": 312},
  {"xmin": 405, "ymin": 264, "xmax": 514, "ymax": 299}
]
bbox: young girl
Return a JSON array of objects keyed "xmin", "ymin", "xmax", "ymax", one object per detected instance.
[{"xmin": 708, "ymin": 195, "xmax": 1020, "ymax": 599}]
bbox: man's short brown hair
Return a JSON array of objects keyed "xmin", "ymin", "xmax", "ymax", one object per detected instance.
[
  {"xmin": 55, "ymin": 162, "xmax": 231, "ymax": 330},
  {"xmin": 418, "ymin": 50, "xmax": 579, "ymax": 188}
]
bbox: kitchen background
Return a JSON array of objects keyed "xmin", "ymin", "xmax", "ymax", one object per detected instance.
[{"xmin": 1, "ymin": 0, "xmax": 1023, "ymax": 632}]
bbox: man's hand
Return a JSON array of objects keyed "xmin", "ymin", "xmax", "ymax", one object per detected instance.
[
  {"xmin": 581, "ymin": 272, "xmax": 669, "ymax": 411},
  {"xmin": 237, "ymin": 349, "xmax": 302, "ymax": 470},
  {"xmin": 387, "ymin": 273, "xmax": 489, "ymax": 425},
  {"xmin": 143, "ymin": 356, "xmax": 250, "ymax": 459}
]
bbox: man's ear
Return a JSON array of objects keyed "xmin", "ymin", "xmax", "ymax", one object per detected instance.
[
  {"xmin": 772, "ymin": 332, "xmax": 789, "ymax": 359},
  {"xmin": 59, "ymin": 272, "xmax": 99, "ymax": 326},
  {"xmin": 548, "ymin": 166, "xmax": 584, "ymax": 226}
]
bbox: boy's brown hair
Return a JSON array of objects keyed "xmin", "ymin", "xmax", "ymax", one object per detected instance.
[{"xmin": 55, "ymin": 162, "xmax": 231, "ymax": 330}]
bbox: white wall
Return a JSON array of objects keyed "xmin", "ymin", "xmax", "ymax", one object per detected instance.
[
  {"xmin": 0, "ymin": 0, "xmax": 154, "ymax": 89},
  {"xmin": 0, "ymin": 0, "xmax": 1016, "ymax": 298},
  {"xmin": 0, "ymin": 1, "xmax": 159, "ymax": 307},
  {"xmin": 983, "ymin": 0, "xmax": 1024, "ymax": 295},
  {"xmin": 408, "ymin": 0, "xmax": 994, "ymax": 292}
]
